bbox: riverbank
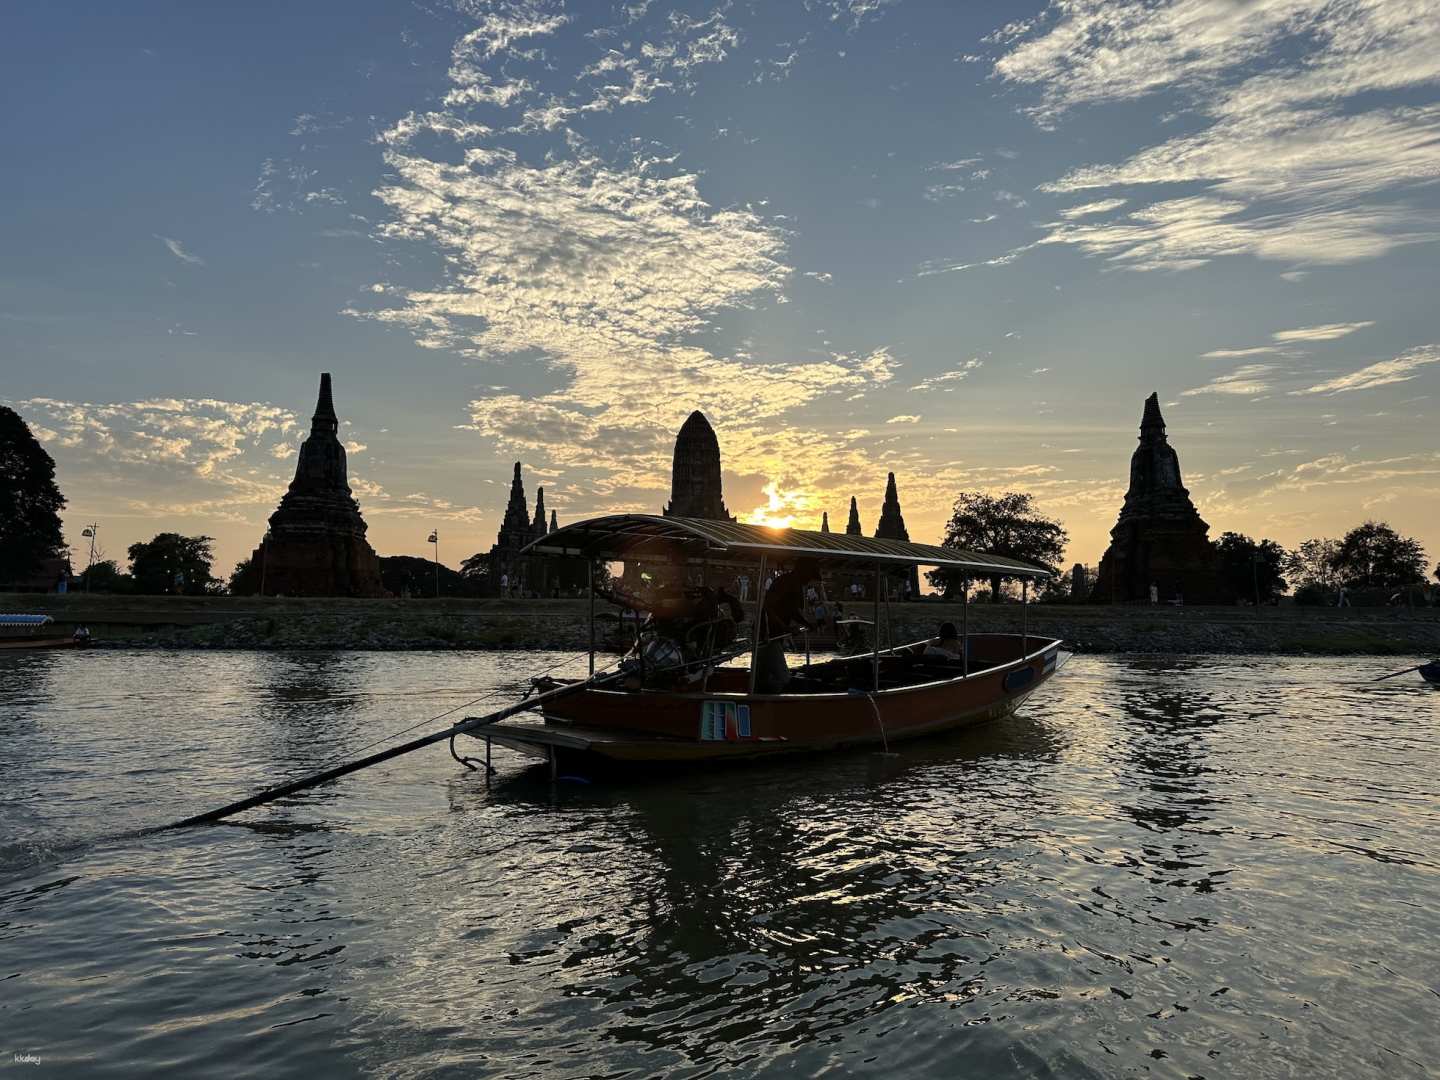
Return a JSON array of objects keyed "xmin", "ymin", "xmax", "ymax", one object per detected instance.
[{"xmin": 6, "ymin": 593, "xmax": 1440, "ymax": 655}]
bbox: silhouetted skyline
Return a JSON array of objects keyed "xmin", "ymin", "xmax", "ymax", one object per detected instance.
[{"xmin": 3, "ymin": 1, "xmax": 1436, "ymax": 573}]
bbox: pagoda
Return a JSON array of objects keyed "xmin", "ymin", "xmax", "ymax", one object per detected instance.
[
  {"xmin": 874, "ymin": 472, "xmax": 920, "ymax": 598},
  {"xmin": 251, "ymin": 373, "xmax": 385, "ymax": 597},
  {"xmin": 487, "ymin": 463, "xmax": 559, "ymax": 596},
  {"xmin": 1091, "ymin": 393, "xmax": 1222, "ymax": 603},
  {"xmin": 845, "ymin": 497, "xmax": 863, "ymax": 536},
  {"xmin": 663, "ymin": 411, "xmax": 734, "ymax": 521}
]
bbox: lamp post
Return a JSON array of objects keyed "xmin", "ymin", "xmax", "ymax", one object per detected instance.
[
  {"xmin": 80, "ymin": 524, "xmax": 98, "ymax": 591},
  {"xmin": 428, "ymin": 530, "xmax": 440, "ymax": 598}
]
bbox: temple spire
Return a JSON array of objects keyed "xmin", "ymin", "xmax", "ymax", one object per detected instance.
[
  {"xmin": 549, "ymin": 509, "xmax": 558, "ymax": 534},
  {"xmin": 845, "ymin": 496, "xmax": 863, "ymax": 536},
  {"xmin": 499, "ymin": 461, "xmax": 532, "ymax": 547},
  {"xmin": 532, "ymin": 486, "xmax": 547, "ymax": 534},
  {"xmin": 821, "ymin": 511, "xmax": 830, "ymax": 533},
  {"xmin": 874, "ymin": 472, "xmax": 910, "ymax": 542},
  {"xmin": 312, "ymin": 372, "xmax": 338, "ymax": 434},
  {"xmin": 1140, "ymin": 391, "xmax": 1165, "ymax": 435},
  {"xmin": 663, "ymin": 410, "xmax": 734, "ymax": 521}
]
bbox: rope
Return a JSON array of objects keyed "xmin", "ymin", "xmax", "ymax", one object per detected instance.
[
  {"xmin": 320, "ymin": 649, "xmax": 600, "ymax": 769},
  {"xmin": 866, "ymin": 692, "xmax": 889, "ymax": 753}
]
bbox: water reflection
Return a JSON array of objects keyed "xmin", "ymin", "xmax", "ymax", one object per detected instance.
[
  {"xmin": 4, "ymin": 652, "xmax": 1440, "ymax": 1079},
  {"xmin": 395, "ymin": 718, "xmax": 1075, "ymax": 1074}
]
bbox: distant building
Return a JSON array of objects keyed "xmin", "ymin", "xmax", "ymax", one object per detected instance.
[
  {"xmin": 1070, "ymin": 563, "xmax": 1089, "ymax": 600},
  {"xmin": 845, "ymin": 496, "xmax": 863, "ymax": 536},
  {"xmin": 820, "ymin": 512, "xmax": 830, "ymax": 533},
  {"xmin": 664, "ymin": 410, "xmax": 735, "ymax": 521},
  {"xmin": 250, "ymin": 373, "xmax": 385, "ymax": 597},
  {"xmin": 486, "ymin": 462, "xmax": 562, "ymax": 596},
  {"xmin": 1091, "ymin": 393, "xmax": 1222, "ymax": 604},
  {"xmin": 873, "ymin": 472, "xmax": 921, "ymax": 599}
]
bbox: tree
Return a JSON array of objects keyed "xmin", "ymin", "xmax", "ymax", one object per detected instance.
[
  {"xmin": 1328, "ymin": 521, "xmax": 1427, "ymax": 590},
  {"xmin": 1215, "ymin": 531, "xmax": 1287, "ymax": 604},
  {"xmin": 77, "ymin": 559, "xmax": 135, "ymax": 594},
  {"xmin": 458, "ymin": 551, "xmax": 492, "ymax": 591},
  {"xmin": 926, "ymin": 491, "xmax": 1068, "ymax": 602},
  {"xmin": 379, "ymin": 555, "xmax": 468, "ymax": 598},
  {"xmin": 0, "ymin": 405, "xmax": 67, "ymax": 584},
  {"xmin": 127, "ymin": 533, "xmax": 219, "ymax": 595},
  {"xmin": 1285, "ymin": 538, "xmax": 1341, "ymax": 594},
  {"xmin": 228, "ymin": 557, "xmax": 259, "ymax": 596}
]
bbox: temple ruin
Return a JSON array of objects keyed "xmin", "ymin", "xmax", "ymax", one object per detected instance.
[
  {"xmin": 250, "ymin": 373, "xmax": 386, "ymax": 597},
  {"xmin": 873, "ymin": 472, "xmax": 921, "ymax": 598},
  {"xmin": 486, "ymin": 462, "xmax": 564, "ymax": 596},
  {"xmin": 663, "ymin": 410, "xmax": 734, "ymax": 521},
  {"xmin": 1091, "ymin": 393, "xmax": 1222, "ymax": 604}
]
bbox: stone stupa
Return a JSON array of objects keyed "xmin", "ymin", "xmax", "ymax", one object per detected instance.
[
  {"xmin": 1091, "ymin": 392, "xmax": 1222, "ymax": 603},
  {"xmin": 251, "ymin": 373, "xmax": 386, "ymax": 597},
  {"xmin": 873, "ymin": 472, "xmax": 921, "ymax": 598}
]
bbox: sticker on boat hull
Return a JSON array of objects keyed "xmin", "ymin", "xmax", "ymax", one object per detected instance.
[{"xmin": 701, "ymin": 701, "xmax": 752, "ymax": 741}]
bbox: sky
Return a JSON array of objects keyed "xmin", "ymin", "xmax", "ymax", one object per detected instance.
[{"xmin": 3, "ymin": 0, "xmax": 1438, "ymax": 581}]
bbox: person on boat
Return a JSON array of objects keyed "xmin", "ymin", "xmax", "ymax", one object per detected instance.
[
  {"xmin": 923, "ymin": 622, "xmax": 963, "ymax": 661},
  {"xmin": 755, "ymin": 557, "xmax": 823, "ymax": 693}
]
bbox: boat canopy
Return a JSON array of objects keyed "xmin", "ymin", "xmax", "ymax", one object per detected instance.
[
  {"xmin": 523, "ymin": 514, "xmax": 1052, "ymax": 579},
  {"xmin": 0, "ymin": 614, "xmax": 54, "ymax": 626}
]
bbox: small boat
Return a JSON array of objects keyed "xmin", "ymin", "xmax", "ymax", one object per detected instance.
[
  {"xmin": 470, "ymin": 515, "xmax": 1069, "ymax": 772},
  {"xmin": 0, "ymin": 614, "xmax": 86, "ymax": 651},
  {"xmin": 1421, "ymin": 662, "xmax": 1440, "ymax": 686}
]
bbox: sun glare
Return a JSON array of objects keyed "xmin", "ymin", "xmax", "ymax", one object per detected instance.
[{"xmin": 745, "ymin": 481, "xmax": 801, "ymax": 529}]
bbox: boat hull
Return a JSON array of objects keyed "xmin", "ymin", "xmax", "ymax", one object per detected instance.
[
  {"xmin": 0, "ymin": 637, "xmax": 84, "ymax": 651},
  {"xmin": 480, "ymin": 635, "xmax": 1067, "ymax": 769}
]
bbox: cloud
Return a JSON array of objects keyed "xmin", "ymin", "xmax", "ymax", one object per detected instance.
[
  {"xmin": 1292, "ymin": 345, "xmax": 1440, "ymax": 394},
  {"xmin": 1058, "ymin": 198, "xmax": 1126, "ymax": 219},
  {"xmin": 10, "ymin": 396, "xmax": 302, "ymax": 521},
  {"xmin": 990, "ymin": 1, "xmax": 1440, "ymax": 271},
  {"xmin": 156, "ymin": 235, "xmax": 203, "ymax": 266},
  {"xmin": 1271, "ymin": 321, "xmax": 1375, "ymax": 343},
  {"xmin": 349, "ymin": 6, "xmax": 904, "ymax": 519},
  {"xmin": 886, "ymin": 414, "xmax": 921, "ymax": 424},
  {"xmin": 909, "ymin": 359, "xmax": 983, "ymax": 391},
  {"xmin": 1202, "ymin": 346, "xmax": 1281, "ymax": 359},
  {"xmin": 1181, "ymin": 363, "xmax": 1276, "ymax": 396}
]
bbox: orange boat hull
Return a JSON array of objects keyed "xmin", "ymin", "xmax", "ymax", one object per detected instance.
[{"xmin": 482, "ymin": 635, "xmax": 1067, "ymax": 767}]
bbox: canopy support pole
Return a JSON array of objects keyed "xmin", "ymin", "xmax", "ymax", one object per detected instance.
[
  {"xmin": 587, "ymin": 559, "xmax": 596, "ymax": 676},
  {"xmin": 1022, "ymin": 578, "xmax": 1029, "ymax": 659},
  {"xmin": 749, "ymin": 554, "xmax": 768, "ymax": 695},
  {"xmin": 962, "ymin": 575, "xmax": 969, "ymax": 678},
  {"xmin": 872, "ymin": 563, "xmax": 881, "ymax": 692}
]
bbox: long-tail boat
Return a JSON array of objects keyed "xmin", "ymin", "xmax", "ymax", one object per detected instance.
[
  {"xmin": 0, "ymin": 614, "xmax": 85, "ymax": 651},
  {"xmin": 470, "ymin": 515, "xmax": 1069, "ymax": 772}
]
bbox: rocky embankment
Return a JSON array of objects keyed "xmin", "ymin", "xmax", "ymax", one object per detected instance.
[{"xmin": 7, "ymin": 594, "xmax": 1440, "ymax": 656}]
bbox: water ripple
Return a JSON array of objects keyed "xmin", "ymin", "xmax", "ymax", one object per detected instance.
[{"xmin": 1, "ymin": 650, "xmax": 1438, "ymax": 1077}]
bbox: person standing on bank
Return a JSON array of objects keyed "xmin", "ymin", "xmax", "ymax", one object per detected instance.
[{"xmin": 755, "ymin": 557, "xmax": 823, "ymax": 693}]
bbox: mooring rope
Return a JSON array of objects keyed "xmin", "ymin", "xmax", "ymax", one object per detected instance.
[{"xmin": 321, "ymin": 649, "xmax": 600, "ymax": 769}]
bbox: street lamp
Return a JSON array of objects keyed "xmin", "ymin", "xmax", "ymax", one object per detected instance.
[
  {"xmin": 80, "ymin": 524, "xmax": 98, "ymax": 591},
  {"xmin": 428, "ymin": 530, "xmax": 439, "ymax": 598}
]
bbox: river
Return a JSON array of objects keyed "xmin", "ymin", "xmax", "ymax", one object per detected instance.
[{"xmin": 2, "ymin": 650, "xmax": 1437, "ymax": 1077}]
